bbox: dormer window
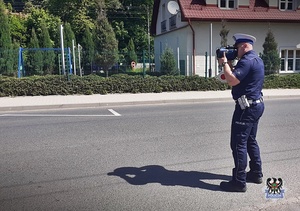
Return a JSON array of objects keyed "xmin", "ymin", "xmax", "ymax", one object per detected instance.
[
  {"xmin": 279, "ymin": 0, "xmax": 295, "ymax": 10},
  {"xmin": 219, "ymin": 0, "xmax": 237, "ymax": 9}
]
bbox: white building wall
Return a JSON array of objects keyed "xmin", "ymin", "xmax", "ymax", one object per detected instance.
[
  {"xmin": 154, "ymin": 26, "xmax": 192, "ymax": 75},
  {"xmin": 268, "ymin": 0, "xmax": 277, "ymax": 7},
  {"xmin": 214, "ymin": 22, "xmax": 300, "ymax": 57},
  {"xmin": 238, "ymin": 0, "xmax": 249, "ymax": 7},
  {"xmin": 206, "ymin": 0, "xmax": 216, "ymax": 4},
  {"xmin": 154, "ymin": 20, "xmax": 300, "ymax": 76}
]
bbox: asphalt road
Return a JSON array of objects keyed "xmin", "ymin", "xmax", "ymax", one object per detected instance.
[{"xmin": 0, "ymin": 98, "xmax": 300, "ymax": 211}]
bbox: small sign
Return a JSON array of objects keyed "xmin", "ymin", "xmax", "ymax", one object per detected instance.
[{"xmin": 215, "ymin": 71, "xmax": 227, "ymax": 83}]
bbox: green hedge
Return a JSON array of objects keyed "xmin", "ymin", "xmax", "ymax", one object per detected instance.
[
  {"xmin": 0, "ymin": 73, "xmax": 299, "ymax": 97},
  {"xmin": 264, "ymin": 74, "xmax": 300, "ymax": 89}
]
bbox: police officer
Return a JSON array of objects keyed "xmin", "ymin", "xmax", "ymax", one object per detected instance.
[{"xmin": 218, "ymin": 33, "xmax": 265, "ymax": 192}]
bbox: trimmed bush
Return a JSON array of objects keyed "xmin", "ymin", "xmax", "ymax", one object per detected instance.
[
  {"xmin": 264, "ymin": 74, "xmax": 300, "ymax": 89},
  {"xmin": 0, "ymin": 73, "xmax": 299, "ymax": 97}
]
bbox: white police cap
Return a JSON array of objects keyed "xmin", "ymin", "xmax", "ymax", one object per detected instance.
[{"xmin": 233, "ymin": 33, "xmax": 256, "ymax": 46}]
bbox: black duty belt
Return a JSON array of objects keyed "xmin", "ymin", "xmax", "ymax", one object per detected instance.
[{"xmin": 235, "ymin": 97, "xmax": 263, "ymax": 105}]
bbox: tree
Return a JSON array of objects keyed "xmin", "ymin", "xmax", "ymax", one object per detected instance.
[
  {"xmin": 160, "ymin": 47, "xmax": 177, "ymax": 75},
  {"xmin": 126, "ymin": 38, "xmax": 137, "ymax": 69},
  {"xmin": 45, "ymin": 0, "xmax": 121, "ymax": 45},
  {"xmin": 81, "ymin": 24, "xmax": 95, "ymax": 74},
  {"xmin": 26, "ymin": 28, "xmax": 43, "ymax": 75},
  {"xmin": 108, "ymin": 0, "xmax": 154, "ymax": 62},
  {"xmin": 8, "ymin": 12, "xmax": 26, "ymax": 46},
  {"xmin": 1, "ymin": 0, "xmax": 155, "ymax": 76},
  {"xmin": 45, "ymin": 0, "xmax": 92, "ymax": 45},
  {"xmin": 40, "ymin": 20, "xmax": 56, "ymax": 75},
  {"xmin": 25, "ymin": 7, "xmax": 61, "ymax": 47},
  {"xmin": 94, "ymin": 15, "xmax": 119, "ymax": 73},
  {"xmin": 219, "ymin": 20, "xmax": 229, "ymax": 47},
  {"xmin": 45, "ymin": 0, "xmax": 80, "ymax": 23},
  {"xmin": 261, "ymin": 29, "xmax": 280, "ymax": 75},
  {"xmin": 63, "ymin": 22, "xmax": 76, "ymax": 49},
  {"xmin": 0, "ymin": 0, "xmax": 14, "ymax": 75}
]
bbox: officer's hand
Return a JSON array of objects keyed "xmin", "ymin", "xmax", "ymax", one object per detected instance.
[
  {"xmin": 218, "ymin": 52, "xmax": 228, "ymax": 65},
  {"xmin": 222, "ymin": 52, "xmax": 228, "ymax": 63}
]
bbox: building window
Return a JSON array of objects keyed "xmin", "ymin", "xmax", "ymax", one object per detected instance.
[
  {"xmin": 161, "ymin": 20, "xmax": 167, "ymax": 33},
  {"xmin": 169, "ymin": 15, "xmax": 177, "ymax": 30},
  {"xmin": 219, "ymin": 0, "xmax": 236, "ymax": 9},
  {"xmin": 279, "ymin": 0, "xmax": 294, "ymax": 10},
  {"xmin": 280, "ymin": 49, "xmax": 300, "ymax": 72}
]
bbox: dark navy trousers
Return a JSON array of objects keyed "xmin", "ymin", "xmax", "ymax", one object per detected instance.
[{"xmin": 230, "ymin": 102, "xmax": 264, "ymax": 187}]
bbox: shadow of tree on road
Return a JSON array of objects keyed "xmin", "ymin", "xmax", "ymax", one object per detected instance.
[{"xmin": 108, "ymin": 165, "xmax": 231, "ymax": 191}]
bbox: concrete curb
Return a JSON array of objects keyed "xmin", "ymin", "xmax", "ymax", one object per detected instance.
[
  {"xmin": 0, "ymin": 98, "xmax": 232, "ymax": 112},
  {"xmin": 0, "ymin": 89, "xmax": 299, "ymax": 112}
]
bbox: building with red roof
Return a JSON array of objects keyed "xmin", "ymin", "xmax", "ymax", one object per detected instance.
[{"xmin": 150, "ymin": 0, "xmax": 300, "ymax": 76}]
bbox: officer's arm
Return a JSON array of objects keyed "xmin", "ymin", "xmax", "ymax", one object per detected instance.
[{"xmin": 222, "ymin": 63, "xmax": 240, "ymax": 86}]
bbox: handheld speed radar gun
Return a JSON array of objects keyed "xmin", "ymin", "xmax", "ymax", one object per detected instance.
[{"xmin": 215, "ymin": 46, "xmax": 238, "ymax": 83}]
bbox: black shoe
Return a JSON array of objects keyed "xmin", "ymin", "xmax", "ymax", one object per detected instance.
[
  {"xmin": 220, "ymin": 181, "xmax": 247, "ymax": 192},
  {"xmin": 246, "ymin": 172, "xmax": 263, "ymax": 184}
]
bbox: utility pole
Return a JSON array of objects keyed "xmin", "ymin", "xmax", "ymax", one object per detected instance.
[
  {"xmin": 72, "ymin": 39, "xmax": 76, "ymax": 75},
  {"xmin": 60, "ymin": 25, "xmax": 65, "ymax": 75},
  {"xmin": 147, "ymin": 6, "xmax": 151, "ymax": 71},
  {"xmin": 209, "ymin": 23, "xmax": 212, "ymax": 77},
  {"xmin": 78, "ymin": 44, "xmax": 82, "ymax": 77}
]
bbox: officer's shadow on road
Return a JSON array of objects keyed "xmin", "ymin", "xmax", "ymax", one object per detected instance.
[{"xmin": 107, "ymin": 165, "xmax": 231, "ymax": 191}]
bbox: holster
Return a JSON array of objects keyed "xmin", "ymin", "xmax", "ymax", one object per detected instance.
[{"xmin": 237, "ymin": 95, "xmax": 250, "ymax": 110}]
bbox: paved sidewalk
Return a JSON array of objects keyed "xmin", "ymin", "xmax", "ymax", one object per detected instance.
[{"xmin": 0, "ymin": 89, "xmax": 299, "ymax": 111}]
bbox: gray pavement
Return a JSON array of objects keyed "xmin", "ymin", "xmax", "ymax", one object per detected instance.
[
  {"xmin": 1, "ymin": 90, "xmax": 300, "ymax": 211},
  {"xmin": 0, "ymin": 88, "xmax": 300, "ymax": 111}
]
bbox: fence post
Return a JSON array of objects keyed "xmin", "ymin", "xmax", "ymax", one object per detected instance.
[
  {"xmin": 18, "ymin": 47, "xmax": 23, "ymax": 78},
  {"xmin": 205, "ymin": 52, "xmax": 208, "ymax": 78},
  {"xmin": 143, "ymin": 50, "xmax": 146, "ymax": 78}
]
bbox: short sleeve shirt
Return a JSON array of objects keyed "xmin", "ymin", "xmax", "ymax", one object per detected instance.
[{"xmin": 231, "ymin": 50, "xmax": 265, "ymax": 100}]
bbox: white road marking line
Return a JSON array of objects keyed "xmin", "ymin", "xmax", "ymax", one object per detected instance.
[
  {"xmin": 0, "ymin": 109, "xmax": 122, "ymax": 117},
  {"xmin": 1, "ymin": 114, "xmax": 113, "ymax": 117},
  {"xmin": 108, "ymin": 109, "xmax": 122, "ymax": 116}
]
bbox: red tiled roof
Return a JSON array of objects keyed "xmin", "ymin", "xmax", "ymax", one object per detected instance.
[
  {"xmin": 150, "ymin": 0, "xmax": 300, "ymax": 35},
  {"xmin": 179, "ymin": 0, "xmax": 300, "ymax": 22}
]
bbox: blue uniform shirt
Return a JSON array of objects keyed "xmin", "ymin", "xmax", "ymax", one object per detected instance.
[{"xmin": 231, "ymin": 50, "xmax": 264, "ymax": 100}]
